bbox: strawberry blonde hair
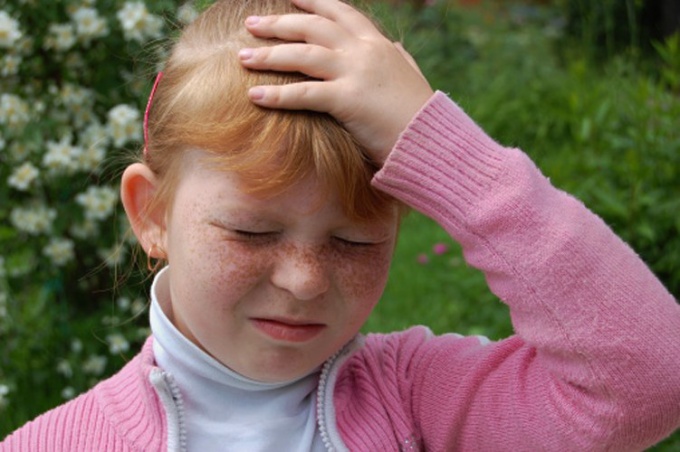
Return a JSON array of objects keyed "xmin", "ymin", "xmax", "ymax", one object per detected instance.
[{"xmin": 144, "ymin": 0, "xmax": 398, "ymax": 221}]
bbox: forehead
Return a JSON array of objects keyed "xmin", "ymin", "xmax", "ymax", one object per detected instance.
[
  {"xmin": 172, "ymin": 150, "xmax": 399, "ymax": 229},
  {"xmin": 175, "ymin": 150, "xmax": 334, "ymax": 214}
]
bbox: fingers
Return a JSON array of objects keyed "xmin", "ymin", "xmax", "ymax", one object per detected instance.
[
  {"xmin": 247, "ymin": 81, "xmax": 334, "ymax": 113},
  {"xmin": 245, "ymin": 0, "xmax": 384, "ymax": 47},
  {"xmin": 245, "ymin": 14, "xmax": 349, "ymax": 49},
  {"xmin": 239, "ymin": 44, "xmax": 337, "ymax": 80},
  {"xmin": 290, "ymin": 0, "xmax": 382, "ymax": 38}
]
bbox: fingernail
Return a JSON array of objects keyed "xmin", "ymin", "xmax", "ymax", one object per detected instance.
[
  {"xmin": 249, "ymin": 87, "xmax": 265, "ymax": 100},
  {"xmin": 245, "ymin": 16, "xmax": 260, "ymax": 26},
  {"xmin": 239, "ymin": 48, "xmax": 254, "ymax": 60}
]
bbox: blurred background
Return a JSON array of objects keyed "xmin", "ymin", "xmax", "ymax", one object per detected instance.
[{"xmin": 1, "ymin": 0, "xmax": 678, "ymax": 447}]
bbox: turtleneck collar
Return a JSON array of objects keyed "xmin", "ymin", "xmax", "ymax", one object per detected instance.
[{"xmin": 149, "ymin": 267, "xmax": 325, "ymax": 451}]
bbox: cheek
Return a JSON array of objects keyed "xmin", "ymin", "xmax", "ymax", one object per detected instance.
[
  {"xmin": 330, "ymin": 244, "xmax": 395, "ymax": 305},
  {"xmin": 184, "ymin": 234, "xmax": 273, "ymax": 305},
  {"xmin": 217, "ymin": 244, "xmax": 273, "ymax": 290}
]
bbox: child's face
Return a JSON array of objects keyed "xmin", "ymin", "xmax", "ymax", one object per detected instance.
[{"xmin": 157, "ymin": 150, "xmax": 398, "ymax": 382}]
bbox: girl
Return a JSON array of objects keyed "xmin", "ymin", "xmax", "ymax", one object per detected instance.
[{"xmin": 3, "ymin": 0, "xmax": 679, "ymax": 450}]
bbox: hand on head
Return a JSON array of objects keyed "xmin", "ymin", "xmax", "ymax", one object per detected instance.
[{"xmin": 238, "ymin": 0, "xmax": 434, "ymax": 164}]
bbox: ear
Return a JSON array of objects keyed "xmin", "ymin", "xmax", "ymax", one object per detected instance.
[{"xmin": 120, "ymin": 163, "xmax": 166, "ymax": 257}]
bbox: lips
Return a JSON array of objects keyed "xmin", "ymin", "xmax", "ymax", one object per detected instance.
[{"xmin": 251, "ymin": 317, "xmax": 326, "ymax": 343}]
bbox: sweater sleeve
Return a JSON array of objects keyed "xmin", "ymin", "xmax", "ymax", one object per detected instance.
[{"xmin": 372, "ymin": 91, "xmax": 680, "ymax": 451}]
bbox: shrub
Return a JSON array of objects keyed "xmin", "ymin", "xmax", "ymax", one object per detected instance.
[{"xmin": 0, "ymin": 0, "xmax": 199, "ymax": 435}]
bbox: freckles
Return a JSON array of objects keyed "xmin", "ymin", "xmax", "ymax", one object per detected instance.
[
  {"xmin": 220, "ymin": 244, "xmax": 271, "ymax": 286},
  {"xmin": 329, "ymin": 245, "xmax": 393, "ymax": 301}
]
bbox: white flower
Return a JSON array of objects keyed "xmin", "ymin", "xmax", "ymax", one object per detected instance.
[
  {"xmin": 43, "ymin": 237, "xmax": 75, "ymax": 266},
  {"xmin": 102, "ymin": 315, "xmax": 120, "ymax": 326},
  {"xmin": 42, "ymin": 136, "xmax": 82, "ymax": 174},
  {"xmin": 77, "ymin": 122, "xmax": 109, "ymax": 172},
  {"xmin": 76, "ymin": 145, "xmax": 106, "ymax": 173},
  {"xmin": 61, "ymin": 386, "xmax": 76, "ymax": 400},
  {"xmin": 0, "ymin": 11, "xmax": 22, "ymax": 48},
  {"xmin": 83, "ymin": 354, "xmax": 107, "ymax": 376},
  {"xmin": 10, "ymin": 204, "xmax": 57, "ymax": 235},
  {"xmin": 0, "ymin": 93, "xmax": 30, "ymax": 129},
  {"xmin": 0, "ymin": 383, "xmax": 9, "ymax": 409},
  {"xmin": 80, "ymin": 121, "xmax": 110, "ymax": 149},
  {"xmin": 15, "ymin": 35, "xmax": 32, "ymax": 55},
  {"xmin": 117, "ymin": 2, "xmax": 163, "ymax": 43},
  {"xmin": 1, "ymin": 54, "xmax": 21, "ymax": 76},
  {"xmin": 106, "ymin": 333, "xmax": 129, "ymax": 354},
  {"xmin": 71, "ymin": 7, "xmax": 109, "ymax": 43},
  {"xmin": 69, "ymin": 220, "xmax": 99, "ymax": 239},
  {"xmin": 8, "ymin": 162, "xmax": 39, "ymax": 191},
  {"xmin": 34, "ymin": 101, "xmax": 45, "ymax": 114},
  {"xmin": 107, "ymin": 104, "xmax": 141, "ymax": 146},
  {"xmin": 45, "ymin": 23, "xmax": 76, "ymax": 51},
  {"xmin": 9, "ymin": 142, "xmax": 30, "ymax": 161},
  {"xmin": 56, "ymin": 359, "xmax": 73, "ymax": 378},
  {"xmin": 131, "ymin": 298, "xmax": 147, "ymax": 316},
  {"xmin": 0, "ymin": 292, "xmax": 7, "ymax": 319},
  {"xmin": 59, "ymin": 83, "xmax": 94, "ymax": 108},
  {"xmin": 108, "ymin": 104, "xmax": 139, "ymax": 124},
  {"xmin": 75, "ymin": 185, "xmax": 118, "ymax": 221},
  {"xmin": 71, "ymin": 339, "xmax": 83, "ymax": 353},
  {"xmin": 177, "ymin": 3, "xmax": 199, "ymax": 25},
  {"xmin": 117, "ymin": 297, "xmax": 131, "ymax": 311},
  {"xmin": 98, "ymin": 245, "xmax": 126, "ymax": 267}
]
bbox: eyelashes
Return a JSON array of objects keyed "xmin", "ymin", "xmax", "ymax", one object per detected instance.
[
  {"xmin": 233, "ymin": 229, "xmax": 378, "ymax": 249},
  {"xmin": 210, "ymin": 221, "xmax": 385, "ymax": 249},
  {"xmin": 231, "ymin": 230, "xmax": 280, "ymax": 245},
  {"xmin": 332, "ymin": 236, "xmax": 376, "ymax": 248}
]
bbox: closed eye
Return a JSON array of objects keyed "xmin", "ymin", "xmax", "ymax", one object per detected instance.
[
  {"xmin": 234, "ymin": 230, "xmax": 278, "ymax": 240},
  {"xmin": 333, "ymin": 236, "xmax": 377, "ymax": 247}
]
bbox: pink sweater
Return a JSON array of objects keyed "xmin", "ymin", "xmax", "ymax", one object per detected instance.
[{"xmin": 2, "ymin": 92, "xmax": 679, "ymax": 451}]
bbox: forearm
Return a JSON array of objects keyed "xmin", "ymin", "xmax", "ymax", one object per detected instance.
[{"xmin": 373, "ymin": 91, "xmax": 680, "ymax": 448}]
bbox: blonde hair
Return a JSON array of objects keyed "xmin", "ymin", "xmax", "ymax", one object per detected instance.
[{"xmin": 144, "ymin": 0, "xmax": 398, "ymax": 221}]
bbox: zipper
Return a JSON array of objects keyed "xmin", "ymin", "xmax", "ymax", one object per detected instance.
[
  {"xmin": 316, "ymin": 337, "xmax": 363, "ymax": 452},
  {"xmin": 316, "ymin": 349, "xmax": 339, "ymax": 451},
  {"xmin": 149, "ymin": 369, "xmax": 188, "ymax": 452}
]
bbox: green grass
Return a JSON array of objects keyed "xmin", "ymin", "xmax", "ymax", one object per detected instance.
[{"xmin": 365, "ymin": 212, "xmax": 511, "ymax": 340}]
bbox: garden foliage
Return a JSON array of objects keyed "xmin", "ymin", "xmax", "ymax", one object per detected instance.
[
  {"xmin": 0, "ymin": 0, "xmax": 198, "ymax": 434},
  {"xmin": 0, "ymin": 0, "xmax": 678, "ymax": 447}
]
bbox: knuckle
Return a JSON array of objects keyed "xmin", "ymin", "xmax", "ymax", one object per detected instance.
[
  {"xmin": 299, "ymin": 44, "xmax": 316, "ymax": 61},
  {"xmin": 268, "ymin": 89, "xmax": 282, "ymax": 105},
  {"xmin": 255, "ymin": 47, "xmax": 271, "ymax": 63},
  {"xmin": 306, "ymin": 14, "xmax": 326, "ymax": 29},
  {"xmin": 298, "ymin": 84, "xmax": 312, "ymax": 101}
]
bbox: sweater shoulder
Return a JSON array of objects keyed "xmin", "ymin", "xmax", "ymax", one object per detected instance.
[
  {"xmin": 335, "ymin": 326, "xmax": 498, "ymax": 408},
  {"xmin": 0, "ymin": 388, "xmax": 120, "ymax": 452},
  {"xmin": 332, "ymin": 327, "xmax": 499, "ymax": 450},
  {"xmin": 1, "ymin": 339, "xmax": 165, "ymax": 452}
]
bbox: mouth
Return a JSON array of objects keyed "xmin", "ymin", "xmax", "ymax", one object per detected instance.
[{"xmin": 251, "ymin": 317, "xmax": 326, "ymax": 343}]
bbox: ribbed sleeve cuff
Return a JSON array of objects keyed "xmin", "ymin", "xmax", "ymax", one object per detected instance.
[{"xmin": 373, "ymin": 91, "xmax": 508, "ymax": 225}]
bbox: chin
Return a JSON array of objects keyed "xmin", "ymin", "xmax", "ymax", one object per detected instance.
[{"xmin": 243, "ymin": 357, "xmax": 322, "ymax": 383}]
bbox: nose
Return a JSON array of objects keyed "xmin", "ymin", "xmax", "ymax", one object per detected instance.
[{"xmin": 270, "ymin": 244, "xmax": 331, "ymax": 301}]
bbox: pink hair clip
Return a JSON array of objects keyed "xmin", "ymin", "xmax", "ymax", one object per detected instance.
[{"xmin": 143, "ymin": 72, "xmax": 164, "ymax": 158}]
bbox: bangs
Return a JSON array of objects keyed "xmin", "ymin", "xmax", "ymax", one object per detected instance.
[{"xmin": 144, "ymin": 0, "xmax": 398, "ymax": 221}]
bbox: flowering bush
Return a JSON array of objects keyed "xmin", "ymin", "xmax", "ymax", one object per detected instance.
[{"xmin": 0, "ymin": 0, "xmax": 198, "ymax": 435}]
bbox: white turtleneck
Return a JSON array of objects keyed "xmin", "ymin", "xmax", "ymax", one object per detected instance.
[{"xmin": 149, "ymin": 268, "xmax": 326, "ymax": 451}]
